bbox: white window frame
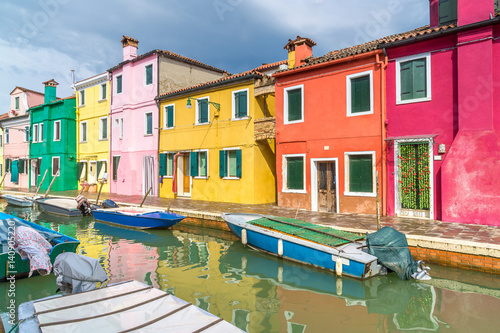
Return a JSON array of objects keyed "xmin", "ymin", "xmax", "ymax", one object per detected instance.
[
  {"xmin": 52, "ymin": 156, "xmax": 60, "ymax": 176},
  {"xmin": 284, "ymin": 84, "xmax": 304, "ymax": 125},
  {"xmin": 119, "ymin": 118, "xmax": 123, "ymax": 139},
  {"xmin": 100, "ymin": 83, "xmax": 107, "ymax": 101},
  {"xmin": 194, "ymin": 149, "xmax": 209, "ymax": 179},
  {"xmin": 89, "ymin": 160, "xmax": 97, "ymax": 184},
  {"xmin": 116, "ymin": 74, "xmax": 123, "ymax": 94},
  {"xmin": 4, "ymin": 128, "xmax": 8, "ymax": 144},
  {"xmin": 33, "ymin": 124, "xmax": 39, "ymax": 143},
  {"xmin": 222, "ymin": 147, "xmax": 241, "ymax": 180},
  {"xmin": 163, "ymin": 104, "xmax": 175, "ymax": 129},
  {"xmin": 15, "ymin": 96, "xmax": 20, "ymax": 110},
  {"xmin": 24, "ymin": 126, "xmax": 29, "ymax": 142},
  {"xmin": 282, "ymin": 153, "xmax": 306, "ymax": 193},
  {"xmin": 79, "ymin": 90, "xmax": 85, "ymax": 106},
  {"xmin": 396, "ymin": 52, "xmax": 432, "ymax": 105},
  {"xmin": 195, "ymin": 96, "xmax": 210, "ymax": 126},
  {"xmin": 162, "ymin": 151, "xmax": 175, "ymax": 178},
  {"xmin": 99, "ymin": 117, "xmax": 108, "ymax": 140},
  {"xmin": 144, "ymin": 112, "xmax": 153, "ymax": 135},
  {"xmin": 344, "ymin": 151, "xmax": 376, "ymax": 197},
  {"xmin": 346, "ymin": 70, "xmax": 374, "ymax": 117},
  {"xmin": 231, "ymin": 88, "xmax": 249, "ymax": 120},
  {"xmin": 97, "ymin": 159, "xmax": 108, "ymax": 181},
  {"xmin": 144, "ymin": 63, "xmax": 154, "ymax": 86},
  {"xmin": 78, "ymin": 159, "xmax": 88, "ymax": 181},
  {"xmin": 80, "ymin": 121, "xmax": 87, "ymax": 143},
  {"xmin": 38, "ymin": 123, "xmax": 44, "ymax": 142},
  {"xmin": 53, "ymin": 120, "xmax": 61, "ymax": 141}
]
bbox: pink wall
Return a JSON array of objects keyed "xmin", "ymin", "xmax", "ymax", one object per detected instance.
[{"xmin": 110, "ymin": 53, "xmax": 159, "ymax": 196}]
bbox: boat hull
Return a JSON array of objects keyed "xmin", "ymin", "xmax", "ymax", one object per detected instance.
[
  {"xmin": 92, "ymin": 210, "xmax": 185, "ymax": 229},
  {"xmin": 222, "ymin": 213, "xmax": 381, "ymax": 280},
  {"xmin": 2, "ymin": 194, "xmax": 33, "ymax": 207},
  {"xmin": 34, "ymin": 198, "xmax": 82, "ymax": 217}
]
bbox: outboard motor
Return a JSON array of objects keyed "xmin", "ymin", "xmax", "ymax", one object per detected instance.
[
  {"xmin": 75, "ymin": 195, "xmax": 93, "ymax": 216},
  {"xmin": 101, "ymin": 199, "xmax": 119, "ymax": 209}
]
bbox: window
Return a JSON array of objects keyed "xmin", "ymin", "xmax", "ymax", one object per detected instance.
[
  {"xmin": 100, "ymin": 83, "xmax": 107, "ymax": 100},
  {"xmin": 15, "ymin": 97, "xmax": 20, "ymax": 110},
  {"xmin": 196, "ymin": 97, "xmax": 209, "ymax": 125},
  {"xmin": 344, "ymin": 152, "xmax": 375, "ymax": 196},
  {"xmin": 18, "ymin": 159, "xmax": 27, "ymax": 174},
  {"xmin": 37, "ymin": 158, "xmax": 41, "ymax": 175},
  {"xmin": 5, "ymin": 128, "xmax": 9, "ymax": 144},
  {"xmin": 119, "ymin": 118, "xmax": 123, "ymax": 139},
  {"xmin": 284, "ymin": 85, "xmax": 304, "ymax": 124},
  {"xmin": 53, "ymin": 120, "xmax": 61, "ymax": 141},
  {"xmin": 24, "ymin": 126, "xmax": 29, "ymax": 142},
  {"xmin": 159, "ymin": 152, "xmax": 175, "ymax": 177},
  {"xmin": 99, "ymin": 117, "xmax": 108, "ymax": 140},
  {"xmin": 33, "ymin": 125, "xmax": 38, "ymax": 143},
  {"xmin": 77, "ymin": 161, "xmax": 87, "ymax": 181},
  {"xmin": 0, "ymin": 164, "xmax": 3, "ymax": 176},
  {"xmin": 439, "ymin": 0, "xmax": 457, "ymax": 25},
  {"xmin": 396, "ymin": 53, "xmax": 431, "ymax": 104},
  {"xmin": 191, "ymin": 150, "xmax": 208, "ymax": 178},
  {"xmin": 39, "ymin": 123, "xmax": 44, "ymax": 142},
  {"xmin": 97, "ymin": 160, "xmax": 107, "ymax": 180},
  {"xmin": 347, "ymin": 70, "xmax": 373, "ymax": 116},
  {"xmin": 232, "ymin": 89, "xmax": 248, "ymax": 119},
  {"xmin": 283, "ymin": 154, "xmax": 305, "ymax": 192},
  {"xmin": 145, "ymin": 64, "xmax": 153, "ymax": 85},
  {"xmin": 52, "ymin": 156, "xmax": 60, "ymax": 176},
  {"xmin": 164, "ymin": 104, "xmax": 174, "ymax": 129},
  {"xmin": 79, "ymin": 90, "xmax": 85, "ymax": 106},
  {"xmin": 5, "ymin": 159, "xmax": 11, "ymax": 173},
  {"xmin": 112, "ymin": 156, "xmax": 120, "ymax": 181},
  {"xmin": 116, "ymin": 75, "xmax": 123, "ymax": 94},
  {"xmin": 219, "ymin": 149, "xmax": 241, "ymax": 178},
  {"xmin": 80, "ymin": 121, "xmax": 87, "ymax": 142},
  {"xmin": 144, "ymin": 112, "xmax": 153, "ymax": 135},
  {"xmin": 0, "ymin": 134, "xmax": 2, "ymax": 147}
]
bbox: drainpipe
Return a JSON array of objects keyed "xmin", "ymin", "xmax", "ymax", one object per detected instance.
[
  {"xmin": 376, "ymin": 49, "xmax": 388, "ymax": 216},
  {"xmin": 108, "ymin": 71, "xmax": 113, "ymax": 194},
  {"xmin": 156, "ymin": 53, "xmax": 160, "ymax": 198}
]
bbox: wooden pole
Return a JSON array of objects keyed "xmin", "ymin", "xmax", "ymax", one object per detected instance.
[
  {"xmin": 0, "ymin": 173, "xmax": 7, "ymax": 189},
  {"xmin": 376, "ymin": 171, "xmax": 381, "ymax": 231},
  {"xmin": 95, "ymin": 180, "xmax": 105, "ymax": 205},
  {"xmin": 34, "ymin": 169, "xmax": 48, "ymax": 196},
  {"xmin": 140, "ymin": 186, "xmax": 152, "ymax": 207},
  {"xmin": 44, "ymin": 172, "xmax": 59, "ymax": 198}
]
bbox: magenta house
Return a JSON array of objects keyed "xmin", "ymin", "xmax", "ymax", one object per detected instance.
[
  {"xmin": 108, "ymin": 36, "xmax": 226, "ymax": 196},
  {"xmin": 383, "ymin": 0, "xmax": 500, "ymax": 225}
]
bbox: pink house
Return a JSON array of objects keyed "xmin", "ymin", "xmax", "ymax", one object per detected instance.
[
  {"xmin": 1, "ymin": 87, "xmax": 44, "ymax": 189},
  {"xmin": 384, "ymin": 0, "xmax": 500, "ymax": 225},
  {"xmin": 108, "ymin": 36, "xmax": 226, "ymax": 196}
]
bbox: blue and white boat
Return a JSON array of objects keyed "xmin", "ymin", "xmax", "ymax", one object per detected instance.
[
  {"xmin": 221, "ymin": 213, "xmax": 382, "ymax": 280},
  {"xmin": 2, "ymin": 194, "xmax": 33, "ymax": 207},
  {"xmin": 92, "ymin": 207, "xmax": 185, "ymax": 229}
]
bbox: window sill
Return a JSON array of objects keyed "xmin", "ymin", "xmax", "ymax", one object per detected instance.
[
  {"xmin": 222, "ymin": 176, "xmax": 240, "ymax": 180},
  {"xmin": 144, "ymin": 134, "xmax": 153, "ymax": 137},
  {"xmin": 79, "ymin": 104, "xmax": 86, "ymax": 107},
  {"xmin": 98, "ymin": 99, "xmax": 107, "ymax": 103},
  {"xmin": 163, "ymin": 127, "xmax": 175, "ymax": 130},
  {"xmin": 343, "ymin": 191, "xmax": 376, "ymax": 197},
  {"xmin": 396, "ymin": 97, "xmax": 431, "ymax": 105},
  {"xmin": 79, "ymin": 141, "xmax": 87, "ymax": 144},
  {"xmin": 284, "ymin": 119, "xmax": 304, "ymax": 125},
  {"xmin": 347, "ymin": 110, "xmax": 373, "ymax": 117},
  {"xmin": 232, "ymin": 116, "xmax": 249, "ymax": 121},
  {"xmin": 194, "ymin": 176, "xmax": 208, "ymax": 179},
  {"xmin": 98, "ymin": 138, "xmax": 108, "ymax": 141},
  {"xmin": 282, "ymin": 189, "xmax": 307, "ymax": 194},
  {"xmin": 195, "ymin": 122, "xmax": 210, "ymax": 126}
]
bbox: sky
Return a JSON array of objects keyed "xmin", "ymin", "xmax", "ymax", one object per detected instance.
[{"xmin": 0, "ymin": 0, "xmax": 429, "ymax": 112}]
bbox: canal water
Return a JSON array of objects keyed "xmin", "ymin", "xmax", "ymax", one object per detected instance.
[{"xmin": 1, "ymin": 204, "xmax": 499, "ymax": 332}]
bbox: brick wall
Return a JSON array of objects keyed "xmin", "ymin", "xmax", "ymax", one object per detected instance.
[{"xmin": 254, "ymin": 117, "xmax": 275, "ymax": 141}]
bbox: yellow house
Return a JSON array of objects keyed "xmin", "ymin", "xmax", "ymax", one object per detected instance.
[
  {"xmin": 74, "ymin": 73, "xmax": 110, "ymax": 193},
  {"xmin": 157, "ymin": 62, "xmax": 284, "ymax": 204}
]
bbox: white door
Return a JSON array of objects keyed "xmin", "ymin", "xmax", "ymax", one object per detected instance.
[
  {"xmin": 89, "ymin": 161, "xmax": 97, "ymax": 184},
  {"xmin": 143, "ymin": 155, "xmax": 155, "ymax": 196}
]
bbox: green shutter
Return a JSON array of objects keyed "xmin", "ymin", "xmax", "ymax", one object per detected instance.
[
  {"xmin": 146, "ymin": 65, "xmax": 153, "ymax": 84},
  {"xmin": 77, "ymin": 162, "xmax": 84, "ymax": 180},
  {"xmin": 199, "ymin": 100, "xmax": 208, "ymax": 123},
  {"xmin": 400, "ymin": 61, "xmax": 413, "ymax": 101},
  {"xmin": 219, "ymin": 150, "xmax": 227, "ymax": 177},
  {"xmin": 159, "ymin": 153, "xmax": 167, "ymax": 176},
  {"xmin": 237, "ymin": 91, "xmax": 247, "ymax": 118},
  {"xmin": 117, "ymin": 76, "xmax": 122, "ymax": 93},
  {"xmin": 351, "ymin": 75, "xmax": 370, "ymax": 113},
  {"xmin": 15, "ymin": 97, "xmax": 19, "ymax": 109},
  {"xmin": 439, "ymin": 0, "xmax": 457, "ymax": 25},
  {"xmin": 97, "ymin": 161, "xmax": 103, "ymax": 177},
  {"xmin": 113, "ymin": 156, "xmax": 120, "ymax": 181},
  {"xmin": 190, "ymin": 152, "xmax": 199, "ymax": 177},
  {"xmin": 236, "ymin": 150, "xmax": 242, "ymax": 178},
  {"xmin": 5, "ymin": 159, "xmax": 10, "ymax": 173},
  {"xmin": 287, "ymin": 88, "xmax": 302, "ymax": 122},
  {"xmin": 167, "ymin": 106, "xmax": 174, "ymax": 127},
  {"xmin": 349, "ymin": 155, "xmax": 373, "ymax": 193},
  {"xmin": 412, "ymin": 59, "xmax": 427, "ymax": 99},
  {"xmin": 199, "ymin": 152, "xmax": 207, "ymax": 177},
  {"xmin": 18, "ymin": 159, "xmax": 24, "ymax": 174},
  {"xmin": 496, "ymin": 0, "xmax": 500, "ymax": 13},
  {"xmin": 167, "ymin": 154, "xmax": 173, "ymax": 176},
  {"xmin": 287, "ymin": 157, "xmax": 304, "ymax": 190}
]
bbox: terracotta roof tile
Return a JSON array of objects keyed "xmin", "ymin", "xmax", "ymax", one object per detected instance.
[
  {"xmin": 0, "ymin": 113, "xmax": 9, "ymax": 120},
  {"xmin": 252, "ymin": 60, "xmax": 287, "ymax": 72}
]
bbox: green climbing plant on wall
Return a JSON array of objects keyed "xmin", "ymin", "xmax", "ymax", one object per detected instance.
[{"xmin": 398, "ymin": 143, "xmax": 431, "ymax": 210}]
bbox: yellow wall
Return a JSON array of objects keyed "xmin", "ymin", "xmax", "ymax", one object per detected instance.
[
  {"xmin": 158, "ymin": 79, "xmax": 276, "ymax": 204},
  {"xmin": 76, "ymin": 79, "xmax": 110, "ymax": 192}
]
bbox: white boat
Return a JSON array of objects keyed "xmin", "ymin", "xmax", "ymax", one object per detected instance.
[
  {"xmin": 2, "ymin": 194, "xmax": 33, "ymax": 207},
  {"xmin": 18, "ymin": 280, "xmax": 243, "ymax": 332}
]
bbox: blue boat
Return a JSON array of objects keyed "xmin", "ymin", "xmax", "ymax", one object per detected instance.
[
  {"xmin": 2, "ymin": 194, "xmax": 33, "ymax": 207},
  {"xmin": 92, "ymin": 207, "xmax": 185, "ymax": 229},
  {"xmin": 0, "ymin": 211, "xmax": 80, "ymax": 281},
  {"xmin": 221, "ymin": 213, "xmax": 382, "ymax": 280}
]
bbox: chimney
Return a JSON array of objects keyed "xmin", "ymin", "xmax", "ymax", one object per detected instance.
[
  {"xmin": 284, "ymin": 36, "xmax": 316, "ymax": 69},
  {"xmin": 121, "ymin": 35, "xmax": 139, "ymax": 61},
  {"xmin": 42, "ymin": 79, "xmax": 58, "ymax": 103},
  {"xmin": 429, "ymin": 0, "xmax": 440, "ymax": 28}
]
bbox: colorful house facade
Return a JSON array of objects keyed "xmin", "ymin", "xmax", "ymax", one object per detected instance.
[
  {"xmin": 383, "ymin": 0, "xmax": 500, "ymax": 225},
  {"xmin": 108, "ymin": 36, "xmax": 227, "ymax": 197},
  {"xmin": 156, "ymin": 63, "xmax": 282, "ymax": 204},
  {"xmin": 74, "ymin": 73, "xmax": 110, "ymax": 193},
  {"xmin": 273, "ymin": 37, "xmax": 387, "ymax": 214},
  {"xmin": 1, "ymin": 87, "xmax": 44, "ymax": 190},
  {"xmin": 0, "ymin": 113, "xmax": 9, "ymax": 186},
  {"xmin": 29, "ymin": 80, "xmax": 77, "ymax": 192}
]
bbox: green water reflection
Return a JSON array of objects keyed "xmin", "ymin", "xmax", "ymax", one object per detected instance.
[{"xmin": 1, "ymin": 204, "xmax": 500, "ymax": 332}]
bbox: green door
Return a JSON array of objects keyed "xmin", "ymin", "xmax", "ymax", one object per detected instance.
[{"xmin": 398, "ymin": 143, "xmax": 431, "ymax": 215}]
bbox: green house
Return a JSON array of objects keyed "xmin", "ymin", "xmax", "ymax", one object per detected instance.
[{"xmin": 29, "ymin": 79, "xmax": 77, "ymax": 192}]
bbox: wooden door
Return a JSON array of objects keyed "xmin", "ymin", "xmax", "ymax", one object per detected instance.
[
  {"xmin": 183, "ymin": 154, "xmax": 191, "ymax": 196},
  {"xmin": 317, "ymin": 162, "xmax": 336, "ymax": 212}
]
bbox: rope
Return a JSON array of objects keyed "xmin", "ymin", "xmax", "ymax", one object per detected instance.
[{"xmin": 8, "ymin": 314, "xmax": 36, "ymax": 333}]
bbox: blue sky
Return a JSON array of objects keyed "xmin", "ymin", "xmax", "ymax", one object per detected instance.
[{"xmin": 0, "ymin": 0, "xmax": 429, "ymax": 112}]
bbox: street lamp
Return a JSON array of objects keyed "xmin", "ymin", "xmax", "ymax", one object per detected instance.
[{"xmin": 186, "ymin": 97, "xmax": 220, "ymax": 111}]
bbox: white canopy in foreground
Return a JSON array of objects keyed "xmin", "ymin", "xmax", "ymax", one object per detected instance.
[{"xmin": 19, "ymin": 280, "xmax": 243, "ymax": 333}]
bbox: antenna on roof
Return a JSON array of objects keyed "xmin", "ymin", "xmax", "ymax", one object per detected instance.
[{"xmin": 71, "ymin": 70, "xmax": 75, "ymax": 89}]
